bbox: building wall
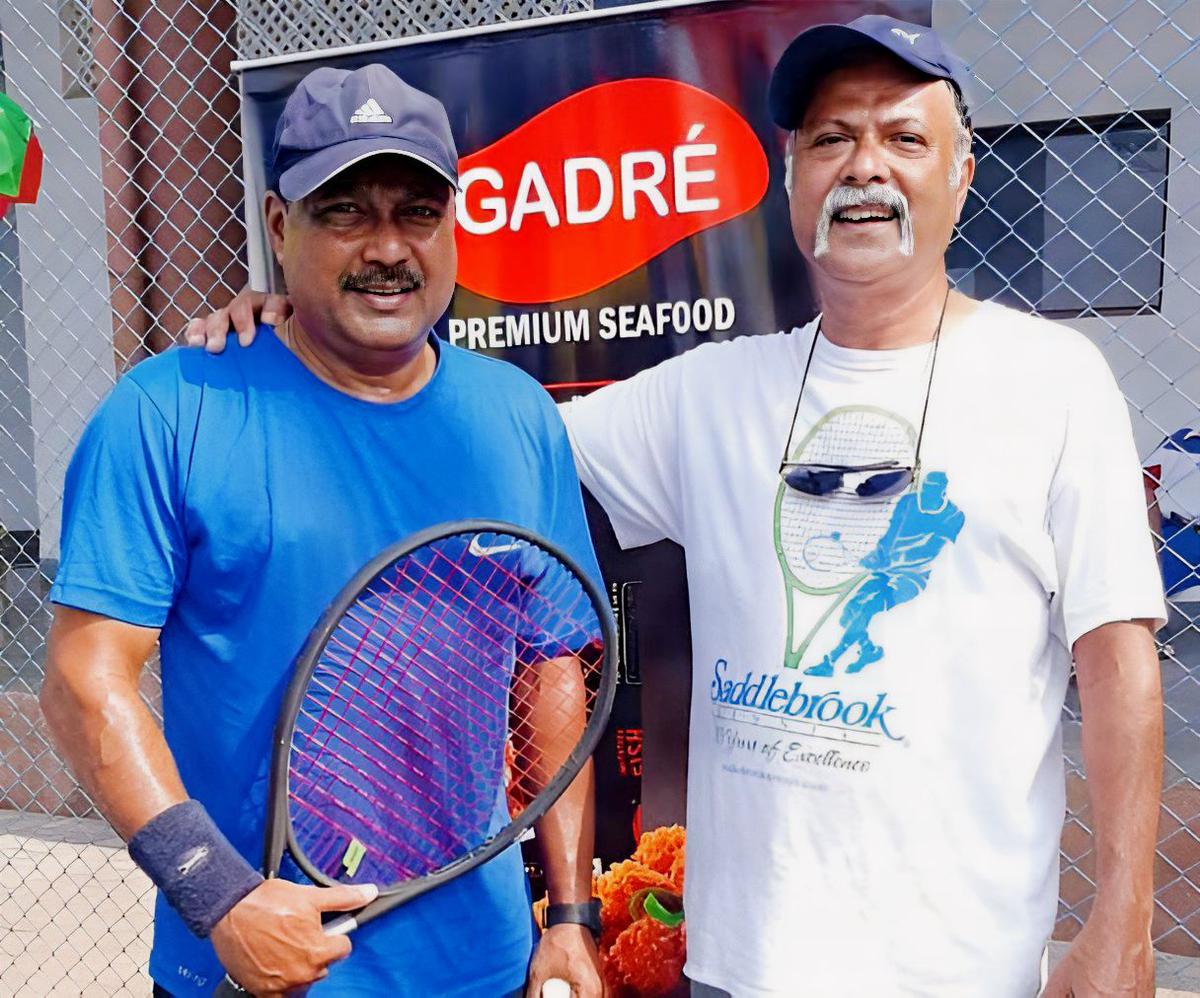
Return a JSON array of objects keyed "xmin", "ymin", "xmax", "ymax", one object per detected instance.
[
  {"xmin": 0, "ymin": 0, "xmax": 116, "ymax": 563},
  {"xmin": 936, "ymin": 0, "xmax": 1200, "ymax": 453}
]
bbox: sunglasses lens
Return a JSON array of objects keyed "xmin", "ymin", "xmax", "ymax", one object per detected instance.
[
  {"xmin": 857, "ymin": 469, "xmax": 914, "ymax": 497},
  {"xmin": 784, "ymin": 468, "xmax": 843, "ymax": 495}
]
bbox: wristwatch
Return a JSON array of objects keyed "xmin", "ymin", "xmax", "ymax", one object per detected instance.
[{"xmin": 544, "ymin": 899, "xmax": 602, "ymax": 939}]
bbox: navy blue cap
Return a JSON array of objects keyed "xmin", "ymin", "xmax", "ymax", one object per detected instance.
[
  {"xmin": 271, "ymin": 64, "xmax": 458, "ymax": 200},
  {"xmin": 769, "ymin": 15, "xmax": 968, "ymax": 129}
]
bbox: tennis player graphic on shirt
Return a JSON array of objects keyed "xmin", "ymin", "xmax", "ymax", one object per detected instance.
[{"xmin": 804, "ymin": 471, "xmax": 964, "ymax": 677}]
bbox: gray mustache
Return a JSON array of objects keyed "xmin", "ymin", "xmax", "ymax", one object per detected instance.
[
  {"xmin": 824, "ymin": 183, "xmax": 908, "ymax": 219},
  {"xmin": 813, "ymin": 183, "xmax": 915, "ymax": 258}
]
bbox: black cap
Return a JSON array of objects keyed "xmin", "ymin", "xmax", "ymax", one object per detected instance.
[
  {"xmin": 271, "ymin": 64, "xmax": 458, "ymax": 200},
  {"xmin": 769, "ymin": 15, "xmax": 968, "ymax": 130}
]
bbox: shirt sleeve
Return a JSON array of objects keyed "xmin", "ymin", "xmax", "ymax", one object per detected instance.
[
  {"xmin": 1047, "ymin": 346, "xmax": 1166, "ymax": 650},
  {"xmin": 50, "ymin": 376, "xmax": 187, "ymax": 628},
  {"xmin": 539, "ymin": 397, "xmax": 605, "ymax": 592},
  {"xmin": 557, "ymin": 355, "xmax": 686, "ymax": 549},
  {"xmin": 513, "ymin": 398, "xmax": 607, "ymax": 661}
]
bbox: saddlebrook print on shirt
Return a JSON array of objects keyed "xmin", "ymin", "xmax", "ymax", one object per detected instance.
[{"xmin": 711, "ymin": 404, "xmax": 964, "ymax": 776}]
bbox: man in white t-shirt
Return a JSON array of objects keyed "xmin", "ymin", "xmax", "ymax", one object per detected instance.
[
  {"xmin": 565, "ymin": 19, "xmax": 1163, "ymax": 996},
  {"xmin": 563, "ymin": 17, "xmax": 1162, "ymax": 997},
  {"xmin": 195, "ymin": 15, "xmax": 1165, "ymax": 998}
]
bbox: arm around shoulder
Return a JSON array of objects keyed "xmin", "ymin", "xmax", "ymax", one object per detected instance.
[{"xmin": 557, "ymin": 353, "xmax": 690, "ymax": 549}]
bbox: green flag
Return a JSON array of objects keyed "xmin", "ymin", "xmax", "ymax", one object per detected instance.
[{"xmin": 0, "ymin": 92, "xmax": 42, "ymax": 213}]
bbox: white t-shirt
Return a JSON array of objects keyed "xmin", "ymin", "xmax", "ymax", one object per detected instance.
[{"xmin": 561, "ymin": 299, "xmax": 1165, "ymax": 998}]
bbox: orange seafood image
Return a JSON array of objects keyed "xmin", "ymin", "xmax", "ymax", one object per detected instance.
[{"xmin": 538, "ymin": 826, "xmax": 686, "ymax": 997}]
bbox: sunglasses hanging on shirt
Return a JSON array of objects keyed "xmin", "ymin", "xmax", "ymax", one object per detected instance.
[{"xmin": 778, "ymin": 289, "xmax": 949, "ymax": 500}]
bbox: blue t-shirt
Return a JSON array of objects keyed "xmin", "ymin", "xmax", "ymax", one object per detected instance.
[{"xmin": 50, "ymin": 327, "xmax": 603, "ymax": 997}]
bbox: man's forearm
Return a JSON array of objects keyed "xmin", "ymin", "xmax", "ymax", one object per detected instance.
[
  {"xmin": 44, "ymin": 675, "xmax": 186, "ymax": 840},
  {"xmin": 516, "ymin": 653, "xmax": 596, "ymax": 905},
  {"xmin": 41, "ymin": 609, "xmax": 186, "ymax": 840},
  {"xmin": 534, "ymin": 761, "xmax": 596, "ymax": 905},
  {"xmin": 1074, "ymin": 620, "xmax": 1163, "ymax": 923}
]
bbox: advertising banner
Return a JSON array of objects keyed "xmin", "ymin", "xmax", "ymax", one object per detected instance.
[{"xmin": 236, "ymin": 0, "xmax": 930, "ymax": 869}]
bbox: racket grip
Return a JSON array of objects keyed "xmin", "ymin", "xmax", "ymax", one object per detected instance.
[
  {"xmin": 323, "ymin": 912, "xmax": 357, "ymax": 935},
  {"xmin": 210, "ymin": 918, "xmax": 357, "ymax": 996},
  {"xmin": 542, "ymin": 979, "xmax": 571, "ymax": 998}
]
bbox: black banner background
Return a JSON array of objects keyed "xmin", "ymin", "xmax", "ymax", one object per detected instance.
[{"xmin": 238, "ymin": 0, "xmax": 932, "ymax": 867}]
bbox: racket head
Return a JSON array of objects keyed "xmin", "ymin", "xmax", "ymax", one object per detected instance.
[
  {"xmin": 260, "ymin": 520, "xmax": 616, "ymax": 915},
  {"xmin": 774, "ymin": 405, "xmax": 916, "ymax": 595}
]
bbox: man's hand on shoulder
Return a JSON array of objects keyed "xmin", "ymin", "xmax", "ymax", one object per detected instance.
[
  {"xmin": 1040, "ymin": 912, "xmax": 1154, "ymax": 998},
  {"xmin": 210, "ymin": 879, "xmax": 375, "ymax": 996},
  {"xmin": 184, "ymin": 288, "xmax": 291, "ymax": 354}
]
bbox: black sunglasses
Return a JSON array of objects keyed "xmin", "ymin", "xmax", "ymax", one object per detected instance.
[
  {"xmin": 779, "ymin": 290, "xmax": 947, "ymax": 500},
  {"xmin": 780, "ymin": 461, "xmax": 916, "ymax": 498}
]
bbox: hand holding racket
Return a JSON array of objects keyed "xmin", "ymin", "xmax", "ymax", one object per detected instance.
[
  {"xmin": 212, "ymin": 521, "xmax": 615, "ymax": 997},
  {"xmin": 210, "ymin": 878, "xmax": 375, "ymax": 993}
]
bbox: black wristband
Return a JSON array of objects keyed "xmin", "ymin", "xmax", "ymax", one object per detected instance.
[
  {"xmin": 544, "ymin": 899, "xmax": 602, "ymax": 939},
  {"xmin": 127, "ymin": 800, "xmax": 263, "ymax": 939}
]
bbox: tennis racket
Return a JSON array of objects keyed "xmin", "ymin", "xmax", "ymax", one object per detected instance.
[
  {"xmin": 774, "ymin": 405, "xmax": 915, "ymax": 669},
  {"xmin": 213, "ymin": 520, "xmax": 616, "ymax": 997}
]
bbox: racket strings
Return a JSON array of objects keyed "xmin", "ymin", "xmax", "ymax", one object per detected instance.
[
  {"xmin": 401, "ymin": 542, "xmax": 597, "ymax": 656},
  {"xmin": 308, "ymin": 544, "xmax": 521, "ymax": 765},
  {"xmin": 289, "ymin": 745, "xmax": 451, "ymax": 879},
  {"xmin": 298, "ymin": 540, "xmax": 448, "ymax": 779},
  {"xmin": 294, "ymin": 676, "xmax": 451, "ymax": 817},
  {"xmin": 342, "ymin": 547, "xmax": 596, "ymax": 738},
  {"xmin": 290, "ymin": 700, "xmax": 467, "ymax": 878},
  {"xmin": 302, "ymin": 553, "xmax": 592, "ymax": 830},
  {"xmin": 295, "ymin": 554, "xmax": 510, "ymax": 877},
  {"xmin": 361, "ymin": 541, "xmax": 594, "ymax": 704},
  {"xmin": 287, "ymin": 531, "xmax": 604, "ymax": 888},
  {"xmin": 392, "ymin": 540, "xmax": 602, "ymax": 788},
  {"xmin": 291, "ymin": 549, "xmax": 470, "ymax": 870}
]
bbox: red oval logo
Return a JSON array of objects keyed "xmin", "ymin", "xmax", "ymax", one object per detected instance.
[{"xmin": 455, "ymin": 78, "xmax": 769, "ymax": 304}]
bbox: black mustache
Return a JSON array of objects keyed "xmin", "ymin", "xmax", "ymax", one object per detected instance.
[{"xmin": 340, "ymin": 266, "xmax": 425, "ymax": 292}]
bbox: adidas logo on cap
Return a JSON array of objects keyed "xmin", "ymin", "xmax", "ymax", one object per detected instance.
[{"xmin": 350, "ymin": 98, "xmax": 392, "ymax": 124}]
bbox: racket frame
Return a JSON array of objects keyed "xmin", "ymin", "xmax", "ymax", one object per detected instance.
[{"xmin": 259, "ymin": 518, "xmax": 617, "ymax": 931}]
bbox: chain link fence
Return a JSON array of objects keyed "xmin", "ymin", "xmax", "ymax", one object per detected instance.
[
  {"xmin": 935, "ymin": 0, "xmax": 1200, "ymax": 956},
  {"xmin": 0, "ymin": 0, "xmax": 1196, "ymax": 993}
]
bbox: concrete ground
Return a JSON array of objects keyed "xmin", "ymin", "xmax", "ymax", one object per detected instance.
[{"xmin": 0, "ymin": 810, "xmax": 153, "ymax": 996}]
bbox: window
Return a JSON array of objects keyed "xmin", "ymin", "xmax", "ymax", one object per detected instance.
[{"xmin": 948, "ymin": 110, "xmax": 1170, "ymax": 318}]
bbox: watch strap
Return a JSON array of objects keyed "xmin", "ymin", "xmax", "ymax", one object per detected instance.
[{"xmin": 544, "ymin": 899, "xmax": 602, "ymax": 938}]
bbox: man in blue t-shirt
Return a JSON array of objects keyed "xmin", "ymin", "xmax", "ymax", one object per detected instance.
[{"xmin": 40, "ymin": 65, "xmax": 604, "ymax": 998}]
